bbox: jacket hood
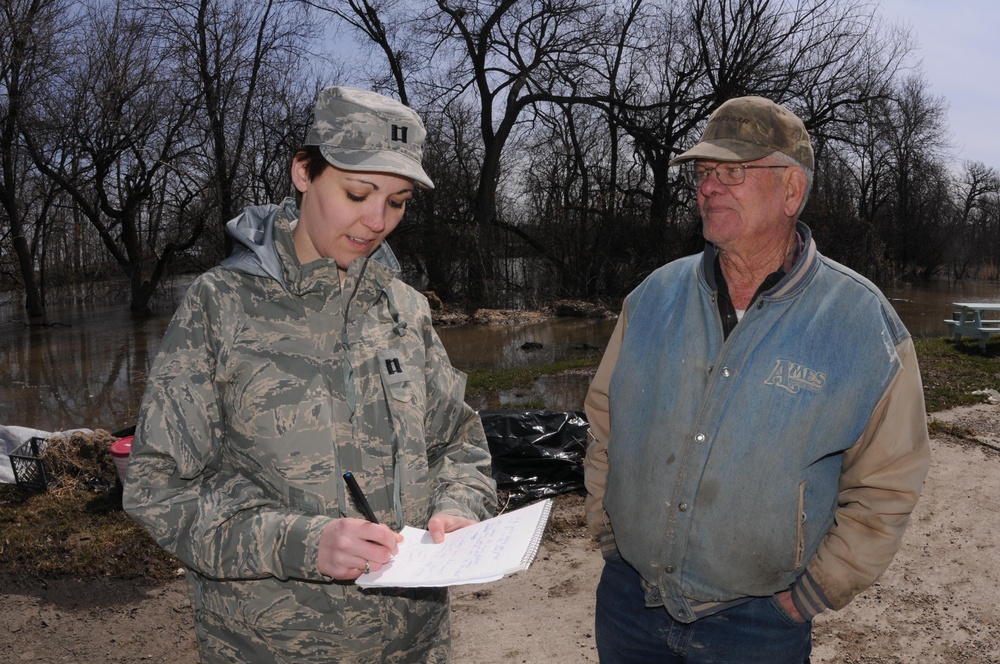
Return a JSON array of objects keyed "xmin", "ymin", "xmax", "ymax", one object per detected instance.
[{"xmin": 220, "ymin": 197, "xmax": 402, "ymax": 289}]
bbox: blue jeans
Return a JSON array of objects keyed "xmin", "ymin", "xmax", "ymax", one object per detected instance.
[{"xmin": 595, "ymin": 555, "xmax": 812, "ymax": 664}]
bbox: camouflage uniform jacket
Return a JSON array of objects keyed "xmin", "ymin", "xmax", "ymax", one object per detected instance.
[{"xmin": 124, "ymin": 198, "xmax": 497, "ymax": 663}]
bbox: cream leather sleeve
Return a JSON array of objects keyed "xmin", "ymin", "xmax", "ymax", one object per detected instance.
[
  {"xmin": 583, "ymin": 312, "xmax": 627, "ymax": 541},
  {"xmin": 791, "ymin": 337, "xmax": 931, "ymax": 619}
]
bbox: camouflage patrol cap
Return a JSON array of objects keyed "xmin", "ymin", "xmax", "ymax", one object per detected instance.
[
  {"xmin": 669, "ymin": 96, "xmax": 814, "ymax": 170},
  {"xmin": 305, "ymin": 86, "xmax": 434, "ymax": 189}
]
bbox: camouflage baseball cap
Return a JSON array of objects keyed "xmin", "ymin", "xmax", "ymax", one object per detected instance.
[
  {"xmin": 305, "ymin": 86, "xmax": 434, "ymax": 189},
  {"xmin": 669, "ymin": 96, "xmax": 814, "ymax": 170}
]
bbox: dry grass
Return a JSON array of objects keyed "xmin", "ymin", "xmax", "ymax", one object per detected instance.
[
  {"xmin": 40, "ymin": 430, "xmax": 121, "ymax": 494},
  {"xmin": 0, "ymin": 431, "xmax": 180, "ymax": 585}
]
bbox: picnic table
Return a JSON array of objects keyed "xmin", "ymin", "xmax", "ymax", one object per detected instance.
[{"xmin": 944, "ymin": 302, "xmax": 1000, "ymax": 350}]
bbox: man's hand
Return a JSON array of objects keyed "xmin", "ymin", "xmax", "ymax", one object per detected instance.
[
  {"xmin": 776, "ymin": 590, "xmax": 807, "ymax": 622},
  {"xmin": 427, "ymin": 512, "xmax": 477, "ymax": 543},
  {"xmin": 317, "ymin": 518, "xmax": 402, "ymax": 580}
]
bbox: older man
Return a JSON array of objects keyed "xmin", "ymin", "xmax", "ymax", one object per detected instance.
[{"xmin": 584, "ymin": 96, "xmax": 930, "ymax": 663}]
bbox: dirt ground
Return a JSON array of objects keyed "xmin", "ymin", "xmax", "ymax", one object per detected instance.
[{"xmin": 2, "ymin": 404, "xmax": 998, "ymax": 663}]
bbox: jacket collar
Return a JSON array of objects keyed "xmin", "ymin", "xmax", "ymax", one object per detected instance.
[
  {"xmin": 703, "ymin": 221, "xmax": 816, "ymax": 300},
  {"xmin": 221, "ymin": 197, "xmax": 402, "ymax": 294}
]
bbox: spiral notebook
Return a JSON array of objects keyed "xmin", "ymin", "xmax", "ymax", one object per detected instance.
[{"xmin": 356, "ymin": 498, "xmax": 553, "ymax": 588}]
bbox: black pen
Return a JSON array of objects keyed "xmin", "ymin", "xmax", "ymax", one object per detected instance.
[{"xmin": 343, "ymin": 471, "xmax": 379, "ymax": 524}]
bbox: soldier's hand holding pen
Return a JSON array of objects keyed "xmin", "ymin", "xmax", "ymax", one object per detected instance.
[{"xmin": 317, "ymin": 518, "xmax": 402, "ymax": 580}]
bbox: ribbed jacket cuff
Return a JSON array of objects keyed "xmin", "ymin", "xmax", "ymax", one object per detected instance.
[
  {"xmin": 791, "ymin": 569, "xmax": 831, "ymax": 620},
  {"xmin": 598, "ymin": 529, "xmax": 619, "ymax": 559}
]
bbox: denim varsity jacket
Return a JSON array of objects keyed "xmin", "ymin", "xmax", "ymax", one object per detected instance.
[{"xmin": 583, "ymin": 222, "xmax": 930, "ymax": 623}]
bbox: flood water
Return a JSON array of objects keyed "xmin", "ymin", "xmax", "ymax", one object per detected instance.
[{"xmin": 2, "ymin": 278, "xmax": 999, "ymax": 433}]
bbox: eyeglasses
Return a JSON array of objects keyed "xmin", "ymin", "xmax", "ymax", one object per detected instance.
[{"xmin": 683, "ymin": 163, "xmax": 789, "ymax": 188}]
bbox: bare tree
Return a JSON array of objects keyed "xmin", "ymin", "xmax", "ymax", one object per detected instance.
[
  {"xmin": 424, "ymin": 0, "xmax": 608, "ymax": 305},
  {"xmin": 25, "ymin": 0, "xmax": 206, "ymax": 311},
  {"xmin": 2, "ymin": 0, "xmax": 987, "ymax": 312},
  {"xmin": 153, "ymin": 0, "xmax": 313, "ymax": 249},
  {"xmin": 306, "ymin": 0, "xmax": 414, "ymax": 103},
  {"xmin": 317, "ymin": 0, "xmax": 616, "ymax": 305},
  {"xmin": 872, "ymin": 75, "xmax": 952, "ymax": 280},
  {"xmin": 0, "ymin": 0, "xmax": 72, "ymax": 317},
  {"xmin": 948, "ymin": 161, "xmax": 1000, "ymax": 280},
  {"xmin": 390, "ymin": 100, "xmax": 482, "ymax": 299},
  {"xmin": 243, "ymin": 79, "xmax": 315, "ymax": 205},
  {"xmin": 616, "ymin": 0, "xmax": 911, "ymax": 218},
  {"xmin": 504, "ymin": 0, "xmax": 916, "ymax": 296},
  {"xmin": 518, "ymin": 102, "xmax": 621, "ymax": 299},
  {"xmin": 311, "ymin": 0, "xmax": 926, "ymax": 302},
  {"xmin": 505, "ymin": 0, "xmax": 664, "ymax": 300}
]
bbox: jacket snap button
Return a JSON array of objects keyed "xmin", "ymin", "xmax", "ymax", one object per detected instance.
[{"xmin": 678, "ymin": 503, "xmax": 688, "ymax": 511}]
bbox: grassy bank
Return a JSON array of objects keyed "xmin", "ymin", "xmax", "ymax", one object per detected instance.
[
  {"xmin": 914, "ymin": 336, "xmax": 1000, "ymax": 412},
  {"xmin": 2, "ymin": 335, "xmax": 999, "ymax": 584}
]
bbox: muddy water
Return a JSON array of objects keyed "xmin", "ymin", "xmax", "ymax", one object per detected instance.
[
  {"xmin": 1, "ymin": 304, "xmax": 173, "ymax": 433},
  {"xmin": 0, "ymin": 302, "xmax": 617, "ymax": 432},
  {"xmin": 3, "ymin": 279, "xmax": 1000, "ymax": 433},
  {"xmin": 440, "ymin": 317, "xmax": 618, "ymax": 413}
]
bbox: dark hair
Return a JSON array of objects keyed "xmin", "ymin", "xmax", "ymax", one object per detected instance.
[{"xmin": 293, "ymin": 145, "xmax": 330, "ymax": 206}]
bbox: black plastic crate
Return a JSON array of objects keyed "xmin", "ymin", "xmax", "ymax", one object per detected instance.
[{"xmin": 10, "ymin": 437, "xmax": 49, "ymax": 492}]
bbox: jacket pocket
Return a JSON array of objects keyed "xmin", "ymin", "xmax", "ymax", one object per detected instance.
[{"xmin": 795, "ymin": 480, "xmax": 806, "ymax": 569}]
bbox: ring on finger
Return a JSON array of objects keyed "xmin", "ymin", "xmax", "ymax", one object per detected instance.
[{"xmin": 363, "ymin": 560, "xmax": 370, "ymax": 575}]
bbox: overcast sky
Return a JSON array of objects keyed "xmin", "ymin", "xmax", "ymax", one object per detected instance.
[{"xmin": 877, "ymin": 0, "xmax": 1000, "ymax": 170}]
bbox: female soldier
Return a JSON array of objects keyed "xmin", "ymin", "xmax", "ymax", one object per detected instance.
[{"xmin": 124, "ymin": 86, "xmax": 497, "ymax": 663}]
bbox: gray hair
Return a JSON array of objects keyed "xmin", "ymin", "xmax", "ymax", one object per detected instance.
[{"xmin": 768, "ymin": 150, "xmax": 813, "ymax": 217}]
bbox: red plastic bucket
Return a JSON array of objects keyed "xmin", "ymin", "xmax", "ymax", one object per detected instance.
[{"xmin": 110, "ymin": 435, "xmax": 133, "ymax": 484}]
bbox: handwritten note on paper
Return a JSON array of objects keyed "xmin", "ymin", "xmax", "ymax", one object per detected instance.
[{"xmin": 356, "ymin": 499, "xmax": 552, "ymax": 588}]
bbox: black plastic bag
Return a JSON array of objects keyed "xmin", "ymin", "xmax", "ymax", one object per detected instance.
[{"xmin": 480, "ymin": 409, "xmax": 589, "ymax": 508}]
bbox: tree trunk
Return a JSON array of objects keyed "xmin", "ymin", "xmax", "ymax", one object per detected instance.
[{"xmin": 11, "ymin": 226, "xmax": 45, "ymax": 317}]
